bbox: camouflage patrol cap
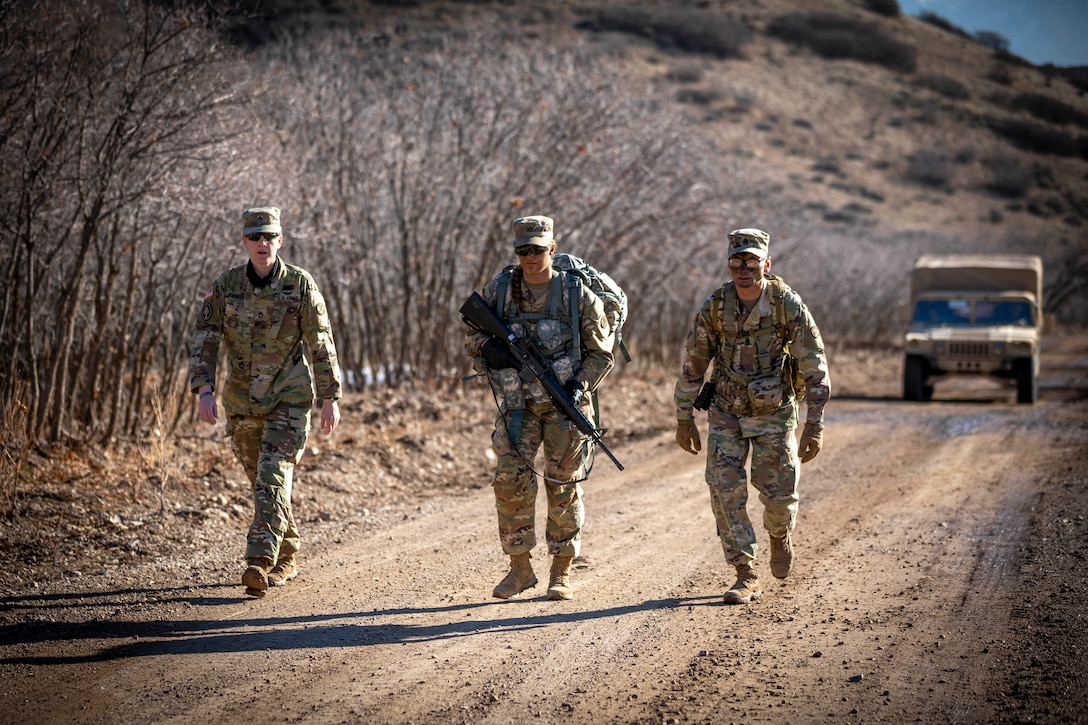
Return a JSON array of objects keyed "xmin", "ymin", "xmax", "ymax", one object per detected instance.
[
  {"xmin": 242, "ymin": 207, "xmax": 282, "ymax": 236},
  {"xmin": 727, "ymin": 228, "xmax": 770, "ymax": 259},
  {"xmin": 512, "ymin": 215, "xmax": 554, "ymax": 248}
]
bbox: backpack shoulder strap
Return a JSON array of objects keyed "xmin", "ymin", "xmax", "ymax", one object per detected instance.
[
  {"xmin": 765, "ymin": 274, "xmax": 806, "ymax": 399},
  {"xmin": 709, "ymin": 282, "xmax": 739, "ymax": 338},
  {"xmin": 765, "ymin": 274, "xmax": 792, "ymax": 344},
  {"xmin": 495, "ymin": 264, "xmax": 518, "ymax": 321},
  {"xmin": 564, "ymin": 270, "xmax": 583, "ymax": 358}
]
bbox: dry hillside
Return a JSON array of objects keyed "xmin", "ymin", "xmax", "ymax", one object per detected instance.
[{"xmin": 230, "ymin": 0, "xmax": 1087, "ymax": 302}]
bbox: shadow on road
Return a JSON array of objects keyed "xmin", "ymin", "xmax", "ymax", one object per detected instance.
[{"xmin": 1, "ymin": 591, "xmax": 725, "ymax": 665}]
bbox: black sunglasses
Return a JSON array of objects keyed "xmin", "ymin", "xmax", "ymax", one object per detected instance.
[
  {"xmin": 246, "ymin": 232, "xmax": 280, "ymax": 242},
  {"xmin": 515, "ymin": 246, "xmax": 548, "ymax": 257}
]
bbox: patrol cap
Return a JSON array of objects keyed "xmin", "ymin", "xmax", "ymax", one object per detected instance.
[
  {"xmin": 243, "ymin": 207, "xmax": 282, "ymax": 236},
  {"xmin": 727, "ymin": 228, "xmax": 769, "ymax": 259},
  {"xmin": 512, "ymin": 215, "xmax": 554, "ymax": 248}
]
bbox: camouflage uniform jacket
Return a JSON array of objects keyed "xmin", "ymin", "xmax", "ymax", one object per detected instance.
[
  {"xmin": 190, "ymin": 260, "xmax": 342, "ymax": 416},
  {"xmin": 465, "ymin": 268, "xmax": 614, "ymax": 411},
  {"xmin": 675, "ymin": 274, "xmax": 829, "ymax": 434}
]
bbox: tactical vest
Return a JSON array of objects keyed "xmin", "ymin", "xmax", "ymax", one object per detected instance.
[
  {"xmin": 496, "ymin": 265, "xmax": 584, "ymax": 360},
  {"xmin": 492, "ymin": 266, "xmax": 584, "ymax": 409},
  {"xmin": 707, "ymin": 274, "xmax": 803, "ymax": 416}
]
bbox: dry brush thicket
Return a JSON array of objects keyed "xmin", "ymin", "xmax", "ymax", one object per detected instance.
[
  {"xmin": 0, "ymin": 0, "xmax": 754, "ymax": 454},
  {"xmin": 1, "ymin": 0, "xmax": 1086, "ymax": 467}
]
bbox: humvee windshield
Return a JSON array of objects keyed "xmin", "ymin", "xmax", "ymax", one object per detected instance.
[{"xmin": 913, "ymin": 299, "xmax": 1033, "ymax": 327}]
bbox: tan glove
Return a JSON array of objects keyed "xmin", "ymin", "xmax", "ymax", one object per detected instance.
[
  {"xmin": 675, "ymin": 419, "xmax": 701, "ymax": 455},
  {"xmin": 798, "ymin": 422, "xmax": 823, "ymax": 463}
]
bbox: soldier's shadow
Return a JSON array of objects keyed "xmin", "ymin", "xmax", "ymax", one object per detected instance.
[{"xmin": 1, "ymin": 590, "xmax": 723, "ymax": 664}]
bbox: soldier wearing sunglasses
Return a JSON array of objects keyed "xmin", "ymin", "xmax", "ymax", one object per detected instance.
[
  {"xmin": 674, "ymin": 228, "xmax": 830, "ymax": 605},
  {"xmin": 464, "ymin": 215, "xmax": 615, "ymax": 601},
  {"xmin": 190, "ymin": 206, "xmax": 342, "ymax": 598}
]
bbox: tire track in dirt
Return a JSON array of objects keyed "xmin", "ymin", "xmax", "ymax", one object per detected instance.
[
  {"xmin": 4, "ymin": 382, "xmax": 1087, "ymax": 724},
  {"xmin": 639, "ymin": 399, "xmax": 1072, "ymax": 724}
]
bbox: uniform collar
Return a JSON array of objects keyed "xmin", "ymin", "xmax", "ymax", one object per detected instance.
[{"xmin": 247, "ymin": 259, "xmax": 281, "ymax": 289}]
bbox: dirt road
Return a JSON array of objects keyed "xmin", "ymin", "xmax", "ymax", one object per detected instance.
[{"xmin": 3, "ymin": 337, "xmax": 1087, "ymax": 724}]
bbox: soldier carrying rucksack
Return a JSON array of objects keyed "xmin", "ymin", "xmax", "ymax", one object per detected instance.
[{"xmin": 463, "ymin": 214, "xmax": 618, "ymax": 602}]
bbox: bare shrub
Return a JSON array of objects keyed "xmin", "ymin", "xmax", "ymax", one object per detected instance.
[
  {"xmin": 665, "ymin": 65, "xmax": 704, "ymax": 84},
  {"xmin": 138, "ymin": 378, "xmax": 182, "ymax": 516},
  {"xmin": 1056, "ymin": 67, "xmax": 1088, "ymax": 94},
  {"xmin": 676, "ymin": 87, "xmax": 723, "ymax": 105},
  {"xmin": 988, "ymin": 117, "xmax": 1079, "ymax": 157},
  {"xmin": 255, "ymin": 30, "xmax": 744, "ymax": 378},
  {"xmin": 767, "ymin": 12, "xmax": 917, "ymax": 72},
  {"xmin": 0, "ymin": 0, "xmax": 251, "ymax": 445},
  {"xmin": 1044, "ymin": 248, "xmax": 1088, "ymax": 324},
  {"xmin": 974, "ymin": 30, "xmax": 1010, "ymax": 54},
  {"xmin": 1008, "ymin": 92, "xmax": 1088, "ymax": 129},
  {"xmin": 731, "ymin": 88, "xmax": 758, "ymax": 113},
  {"xmin": 914, "ymin": 74, "xmax": 970, "ymax": 101},
  {"xmin": 812, "ymin": 157, "xmax": 842, "ymax": 176},
  {"xmin": 587, "ymin": 5, "xmax": 750, "ymax": 59},
  {"xmin": 829, "ymin": 182, "xmax": 885, "ymax": 202},
  {"xmin": 1063, "ymin": 192, "xmax": 1088, "ymax": 223},
  {"xmin": 863, "ymin": 0, "xmax": 899, "ymax": 18},
  {"xmin": 917, "ymin": 11, "xmax": 971, "ymax": 40},
  {"xmin": 983, "ymin": 154, "xmax": 1033, "ymax": 198},
  {"xmin": 953, "ymin": 147, "xmax": 975, "ymax": 164},
  {"xmin": 992, "ymin": 48, "xmax": 1033, "ymax": 69},
  {"xmin": 778, "ymin": 232, "xmax": 920, "ymax": 349},
  {"xmin": 905, "ymin": 150, "xmax": 953, "ymax": 190},
  {"xmin": 0, "ymin": 381, "xmax": 32, "ymax": 516}
]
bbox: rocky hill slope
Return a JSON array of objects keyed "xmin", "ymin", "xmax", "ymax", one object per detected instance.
[{"xmin": 223, "ymin": 0, "xmax": 1088, "ymax": 321}]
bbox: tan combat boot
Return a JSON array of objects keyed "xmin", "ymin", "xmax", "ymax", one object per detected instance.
[
  {"xmin": 267, "ymin": 553, "xmax": 298, "ymax": 587},
  {"xmin": 242, "ymin": 556, "xmax": 274, "ymax": 597},
  {"xmin": 723, "ymin": 563, "xmax": 763, "ymax": 605},
  {"xmin": 547, "ymin": 555, "xmax": 574, "ymax": 601},
  {"xmin": 769, "ymin": 532, "xmax": 794, "ymax": 579},
  {"xmin": 492, "ymin": 552, "xmax": 537, "ymax": 599}
]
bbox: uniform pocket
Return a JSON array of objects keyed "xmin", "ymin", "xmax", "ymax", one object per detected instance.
[
  {"xmin": 536, "ymin": 319, "xmax": 562, "ymax": 353},
  {"xmin": 494, "ymin": 367, "xmax": 525, "ymax": 410},
  {"xmin": 551, "ymin": 356, "xmax": 574, "ymax": 385},
  {"xmin": 747, "ymin": 375, "xmax": 784, "ymax": 416},
  {"xmin": 269, "ymin": 302, "xmax": 300, "ymax": 340}
]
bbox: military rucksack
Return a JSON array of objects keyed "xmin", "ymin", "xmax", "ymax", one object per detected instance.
[
  {"xmin": 496, "ymin": 254, "xmax": 631, "ymax": 363},
  {"xmin": 553, "ymin": 253, "xmax": 630, "ymax": 363}
]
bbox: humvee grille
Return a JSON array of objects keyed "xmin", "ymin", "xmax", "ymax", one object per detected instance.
[{"xmin": 948, "ymin": 341, "xmax": 992, "ymax": 357}]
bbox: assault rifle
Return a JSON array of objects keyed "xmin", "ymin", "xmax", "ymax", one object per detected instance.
[{"xmin": 460, "ymin": 291, "xmax": 624, "ymax": 471}]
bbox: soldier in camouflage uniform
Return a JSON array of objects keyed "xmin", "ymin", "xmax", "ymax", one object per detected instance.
[
  {"xmin": 190, "ymin": 207, "xmax": 342, "ymax": 598},
  {"xmin": 465, "ymin": 215, "xmax": 615, "ymax": 601},
  {"xmin": 674, "ymin": 228, "xmax": 829, "ymax": 605}
]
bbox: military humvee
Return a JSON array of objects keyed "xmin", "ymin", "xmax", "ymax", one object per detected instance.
[{"xmin": 902, "ymin": 255, "xmax": 1043, "ymax": 404}]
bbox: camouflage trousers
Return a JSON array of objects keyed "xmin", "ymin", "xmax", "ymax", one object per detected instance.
[
  {"xmin": 227, "ymin": 404, "xmax": 311, "ymax": 563},
  {"xmin": 490, "ymin": 401, "xmax": 589, "ymax": 558},
  {"xmin": 704, "ymin": 413, "xmax": 799, "ymax": 567}
]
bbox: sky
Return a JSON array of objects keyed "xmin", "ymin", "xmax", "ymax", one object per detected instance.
[{"xmin": 897, "ymin": 0, "xmax": 1088, "ymax": 67}]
